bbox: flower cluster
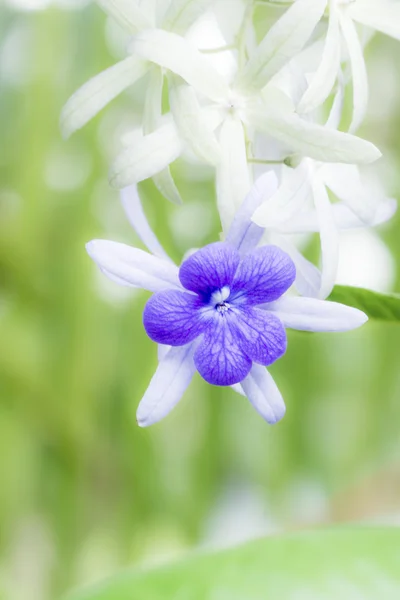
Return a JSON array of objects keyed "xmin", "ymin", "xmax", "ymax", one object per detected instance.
[{"xmin": 63, "ymin": 0, "xmax": 399, "ymax": 425}]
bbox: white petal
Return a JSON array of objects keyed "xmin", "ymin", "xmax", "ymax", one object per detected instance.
[
  {"xmin": 297, "ymin": 1, "xmax": 341, "ymax": 114},
  {"xmin": 120, "ymin": 185, "xmax": 171, "ymax": 260},
  {"xmin": 241, "ymin": 364, "xmax": 286, "ymax": 425},
  {"xmin": 339, "ymin": 10, "xmax": 368, "ymax": 133},
  {"xmin": 162, "ymin": 0, "xmax": 214, "ymax": 34},
  {"xmin": 226, "ymin": 171, "xmax": 279, "ymax": 254},
  {"xmin": 169, "ymin": 79, "xmax": 221, "ymax": 165},
  {"xmin": 325, "ymin": 68, "xmax": 344, "ymax": 130},
  {"xmin": 96, "ymin": 0, "xmax": 152, "ymax": 33},
  {"xmin": 109, "ymin": 121, "xmax": 183, "ymax": 188},
  {"xmin": 237, "ymin": 0, "xmax": 327, "ymax": 91},
  {"xmin": 130, "ymin": 29, "xmax": 229, "ymax": 101},
  {"xmin": 252, "ymin": 162, "xmax": 312, "ymax": 228},
  {"xmin": 321, "ymin": 163, "xmax": 376, "ymax": 223},
  {"xmin": 216, "ymin": 116, "xmax": 251, "ymax": 233},
  {"xmin": 247, "ymin": 107, "xmax": 381, "ymax": 164},
  {"xmin": 60, "ymin": 56, "xmax": 148, "ymax": 138},
  {"xmin": 348, "ymin": 0, "xmax": 400, "ymax": 41},
  {"xmin": 86, "ymin": 240, "xmax": 181, "ymax": 291},
  {"xmin": 231, "ymin": 383, "xmax": 245, "ymax": 397},
  {"xmin": 144, "ymin": 68, "xmax": 183, "ymax": 204},
  {"xmin": 312, "ymin": 176, "xmax": 339, "ymax": 299},
  {"xmin": 274, "ymin": 235, "xmax": 322, "ymax": 298},
  {"xmin": 267, "ymin": 296, "xmax": 368, "ymax": 332},
  {"xmin": 157, "ymin": 344, "xmax": 170, "ymax": 361},
  {"xmin": 137, "ymin": 344, "xmax": 196, "ymax": 427}
]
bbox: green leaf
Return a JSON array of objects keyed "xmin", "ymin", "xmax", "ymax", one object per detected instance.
[
  {"xmin": 328, "ymin": 285, "xmax": 400, "ymax": 321},
  {"xmin": 64, "ymin": 527, "xmax": 400, "ymax": 600}
]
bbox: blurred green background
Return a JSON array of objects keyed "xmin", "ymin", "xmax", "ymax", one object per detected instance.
[{"xmin": 1, "ymin": 2, "xmax": 400, "ymax": 599}]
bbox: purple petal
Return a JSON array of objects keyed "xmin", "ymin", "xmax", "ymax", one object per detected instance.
[
  {"xmin": 230, "ymin": 245, "xmax": 296, "ymax": 305},
  {"xmin": 143, "ymin": 290, "xmax": 207, "ymax": 346},
  {"xmin": 179, "ymin": 242, "xmax": 240, "ymax": 295},
  {"xmin": 194, "ymin": 316, "xmax": 252, "ymax": 386},
  {"xmin": 232, "ymin": 307, "xmax": 287, "ymax": 365}
]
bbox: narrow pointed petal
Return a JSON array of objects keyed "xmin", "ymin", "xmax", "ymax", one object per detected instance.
[
  {"xmin": 297, "ymin": 1, "xmax": 341, "ymax": 114},
  {"xmin": 170, "ymin": 79, "xmax": 221, "ymax": 165},
  {"xmin": 216, "ymin": 116, "xmax": 251, "ymax": 233},
  {"xmin": 348, "ymin": 0, "xmax": 400, "ymax": 41},
  {"xmin": 86, "ymin": 240, "xmax": 181, "ymax": 291},
  {"xmin": 143, "ymin": 68, "xmax": 183, "ymax": 204},
  {"xmin": 274, "ymin": 236, "xmax": 322, "ymax": 298},
  {"xmin": 313, "ymin": 176, "xmax": 339, "ymax": 299},
  {"xmin": 241, "ymin": 364, "xmax": 286, "ymax": 425},
  {"xmin": 325, "ymin": 69, "xmax": 344, "ymax": 130},
  {"xmin": 226, "ymin": 171, "xmax": 279, "ymax": 254},
  {"xmin": 163, "ymin": 0, "xmax": 214, "ymax": 35},
  {"xmin": 321, "ymin": 163, "xmax": 376, "ymax": 223},
  {"xmin": 137, "ymin": 344, "xmax": 195, "ymax": 427},
  {"xmin": 339, "ymin": 11, "xmax": 368, "ymax": 133},
  {"xmin": 231, "ymin": 245, "xmax": 296, "ymax": 305},
  {"xmin": 130, "ymin": 29, "xmax": 229, "ymax": 101},
  {"xmin": 247, "ymin": 107, "xmax": 381, "ymax": 164},
  {"xmin": 237, "ymin": 0, "xmax": 327, "ymax": 91},
  {"xmin": 120, "ymin": 185, "xmax": 171, "ymax": 260},
  {"xmin": 252, "ymin": 162, "xmax": 312, "ymax": 228},
  {"xmin": 143, "ymin": 290, "xmax": 207, "ymax": 345},
  {"xmin": 96, "ymin": 0, "xmax": 152, "ymax": 33},
  {"xmin": 109, "ymin": 121, "xmax": 182, "ymax": 189},
  {"xmin": 179, "ymin": 242, "xmax": 240, "ymax": 294},
  {"xmin": 266, "ymin": 296, "xmax": 368, "ymax": 332},
  {"xmin": 60, "ymin": 56, "xmax": 148, "ymax": 138}
]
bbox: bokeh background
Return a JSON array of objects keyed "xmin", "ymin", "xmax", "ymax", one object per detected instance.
[{"xmin": 1, "ymin": 2, "xmax": 400, "ymax": 599}]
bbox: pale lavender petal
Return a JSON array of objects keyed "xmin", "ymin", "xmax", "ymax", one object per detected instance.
[
  {"xmin": 231, "ymin": 307, "xmax": 287, "ymax": 366},
  {"xmin": 226, "ymin": 172, "xmax": 279, "ymax": 255},
  {"xmin": 241, "ymin": 364, "xmax": 286, "ymax": 425},
  {"xmin": 231, "ymin": 245, "xmax": 296, "ymax": 305},
  {"xmin": 194, "ymin": 317, "xmax": 252, "ymax": 386},
  {"xmin": 143, "ymin": 290, "xmax": 207, "ymax": 346},
  {"xmin": 120, "ymin": 184, "xmax": 171, "ymax": 261},
  {"xmin": 179, "ymin": 242, "xmax": 240, "ymax": 295},
  {"xmin": 137, "ymin": 344, "xmax": 196, "ymax": 427}
]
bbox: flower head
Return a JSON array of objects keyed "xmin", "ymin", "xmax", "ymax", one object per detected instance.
[{"xmin": 87, "ymin": 173, "xmax": 368, "ymax": 427}]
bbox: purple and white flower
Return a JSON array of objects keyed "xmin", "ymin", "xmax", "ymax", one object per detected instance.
[{"xmin": 87, "ymin": 173, "xmax": 367, "ymax": 427}]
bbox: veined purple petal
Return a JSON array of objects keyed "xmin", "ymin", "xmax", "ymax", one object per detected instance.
[
  {"xmin": 230, "ymin": 245, "xmax": 296, "ymax": 305},
  {"xmin": 194, "ymin": 316, "xmax": 252, "ymax": 386},
  {"xmin": 232, "ymin": 307, "xmax": 287, "ymax": 366},
  {"xmin": 143, "ymin": 290, "xmax": 207, "ymax": 346},
  {"xmin": 179, "ymin": 242, "xmax": 240, "ymax": 295}
]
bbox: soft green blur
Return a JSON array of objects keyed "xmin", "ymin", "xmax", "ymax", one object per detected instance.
[{"xmin": 1, "ymin": 4, "xmax": 400, "ymax": 600}]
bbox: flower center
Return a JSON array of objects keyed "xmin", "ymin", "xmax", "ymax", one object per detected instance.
[{"xmin": 210, "ymin": 286, "xmax": 231, "ymax": 314}]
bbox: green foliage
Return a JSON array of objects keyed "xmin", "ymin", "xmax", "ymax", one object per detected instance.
[
  {"xmin": 65, "ymin": 527, "xmax": 400, "ymax": 600},
  {"xmin": 329, "ymin": 285, "xmax": 400, "ymax": 321}
]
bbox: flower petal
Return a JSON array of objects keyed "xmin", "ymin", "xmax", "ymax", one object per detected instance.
[
  {"xmin": 109, "ymin": 121, "xmax": 182, "ymax": 188},
  {"xmin": 60, "ymin": 56, "xmax": 148, "ymax": 139},
  {"xmin": 86, "ymin": 240, "xmax": 181, "ymax": 291},
  {"xmin": 232, "ymin": 307, "xmax": 287, "ymax": 366},
  {"xmin": 241, "ymin": 364, "xmax": 286, "ymax": 425},
  {"xmin": 163, "ymin": 0, "xmax": 214, "ymax": 34},
  {"xmin": 348, "ymin": 0, "xmax": 400, "ymax": 41},
  {"xmin": 339, "ymin": 10, "xmax": 368, "ymax": 133},
  {"xmin": 231, "ymin": 245, "xmax": 296, "ymax": 305},
  {"xmin": 216, "ymin": 116, "xmax": 251, "ymax": 233},
  {"xmin": 169, "ymin": 79, "xmax": 221, "ymax": 166},
  {"xmin": 130, "ymin": 29, "xmax": 229, "ymax": 101},
  {"xmin": 96, "ymin": 0, "xmax": 152, "ymax": 33},
  {"xmin": 273, "ymin": 235, "xmax": 322, "ymax": 298},
  {"xmin": 120, "ymin": 185, "xmax": 171, "ymax": 260},
  {"xmin": 247, "ymin": 107, "xmax": 381, "ymax": 164},
  {"xmin": 237, "ymin": 0, "xmax": 327, "ymax": 91},
  {"xmin": 179, "ymin": 242, "xmax": 240, "ymax": 294},
  {"xmin": 266, "ymin": 296, "xmax": 368, "ymax": 332},
  {"xmin": 194, "ymin": 319, "xmax": 252, "ymax": 386},
  {"xmin": 297, "ymin": 1, "xmax": 341, "ymax": 114},
  {"xmin": 321, "ymin": 163, "xmax": 376, "ymax": 223},
  {"xmin": 226, "ymin": 171, "xmax": 279, "ymax": 255},
  {"xmin": 143, "ymin": 289, "xmax": 207, "ymax": 345},
  {"xmin": 137, "ymin": 344, "xmax": 196, "ymax": 427}
]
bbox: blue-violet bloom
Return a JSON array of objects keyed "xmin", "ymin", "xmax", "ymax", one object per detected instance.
[{"xmin": 87, "ymin": 173, "xmax": 368, "ymax": 427}]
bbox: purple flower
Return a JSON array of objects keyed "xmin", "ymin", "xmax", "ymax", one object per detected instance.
[
  {"xmin": 87, "ymin": 173, "xmax": 368, "ymax": 427},
  {"xmin": 143, "ymin": 242, "xmax": 295, "ymax": 386}
]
